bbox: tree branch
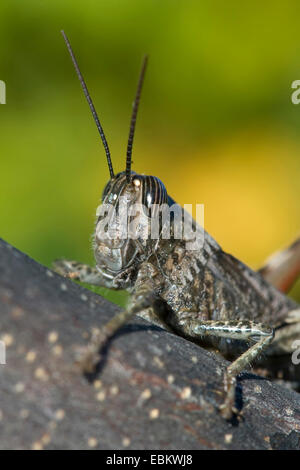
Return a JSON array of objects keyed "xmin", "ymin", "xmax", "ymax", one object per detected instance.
[{"xmin": 0, "ymin": 238, "xmax": 299, "ymax": 450}]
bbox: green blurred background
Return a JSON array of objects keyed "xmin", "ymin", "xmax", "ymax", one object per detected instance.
[{"xmin": 0, "ymin": 0, "xmax": 299, "ymax": 305}]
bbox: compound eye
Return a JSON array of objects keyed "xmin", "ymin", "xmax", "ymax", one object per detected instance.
[{"xmin": 142, "ymin": 176, "xmax": 168, "ymax": 214}]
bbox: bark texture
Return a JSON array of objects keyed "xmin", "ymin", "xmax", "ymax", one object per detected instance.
[{"xmin": 0, "ymin": 238, "xmax": 300, "ymax": 450}]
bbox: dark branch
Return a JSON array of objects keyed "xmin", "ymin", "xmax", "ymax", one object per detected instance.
[{"xmin": 0, "ymin": 238, "xmax": 299, "ymax": 450}]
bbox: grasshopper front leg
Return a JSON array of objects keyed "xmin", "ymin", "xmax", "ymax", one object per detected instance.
[
  {"xmin": 178, "ymin": 317, "xmax": 274, "ymax": 419},
  {"xmin": 53, "ymin": 260, "xmax": 167, "ymax": 372},
  {"xmin": 52, "ymin": 259, "xmax": 115, "ymax": 287},
  {"xmin": 69, "ymin": 261, "xmax": 164, "ymax": 373},
  {"xmin": 79, "ymin": 286, "xmax": 158, "ymax": 373}
]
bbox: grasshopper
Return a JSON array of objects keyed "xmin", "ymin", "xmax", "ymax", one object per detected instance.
[{"xmin": 55, "ymin": 31, "xmax": 300, "ymax": 420}]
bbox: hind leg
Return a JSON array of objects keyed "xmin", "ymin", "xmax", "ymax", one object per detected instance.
[{"xmin": 178, "ymin": 316, "xmax": 274, "ymax": 420}]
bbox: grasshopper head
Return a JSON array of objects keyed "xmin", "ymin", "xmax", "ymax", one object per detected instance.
[{"xmin": 94, "ymin": 171, "xmax": 168, "ymax": 273}]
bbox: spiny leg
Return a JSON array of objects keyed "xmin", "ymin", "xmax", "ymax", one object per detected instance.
[
  {"xmin": 78, "ymin": 286, "xmax": 158, "ymax": 373},
  {"xmin": 220, "ymin": 329, "xmax": 274, "ymax": 419},
  {"xmin": 52, "ymin": 259, "xmax": 114, "ymax": 287},
  {"xmin": 54, "ymin": 260, "xmax": 164, "ymax": 373},
  {"xmin": 179, "ymin": 317, "xmax": 274, "ymax": 419}
]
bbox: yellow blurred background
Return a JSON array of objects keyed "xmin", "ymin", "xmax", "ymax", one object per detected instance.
[{"xmin": 0, "ymin": 0, "xmax": 299, "ymax": 305}]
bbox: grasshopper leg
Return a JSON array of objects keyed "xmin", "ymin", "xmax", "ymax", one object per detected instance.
[
  {"xmin": 220, "ymin": 329, "xmax": 274, "ymax": 419},
  {"xmin": 52, "ymin": 259, "xmax": 115, "ymax": 287},
  {"xmin": 53, "ymin": 260, "xmax": 164, "ymax": 373},
  {"xmin": 78, "ymin": 286, "xmax": 157, "ymax": 373},
  {"xmin": 179, "ymin": 317, "xmax": 274, "ymax": 419}
]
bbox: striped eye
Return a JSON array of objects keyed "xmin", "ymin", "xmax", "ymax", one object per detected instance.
[{"xmin": 141, "ymin": 175, "xmax": 168, "ymax": 211}]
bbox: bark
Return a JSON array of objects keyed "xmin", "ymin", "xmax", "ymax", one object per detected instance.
[{"xmin": 0, "ymin": 238, "xmax": 300, "ymax": 450}]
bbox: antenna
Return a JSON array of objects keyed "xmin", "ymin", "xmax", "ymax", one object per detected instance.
[
  {"xmin": 125, "ymin": 55, "xmax": 148, "ymax": 183},
  {"xmin": 61, "ymin": 30, "xmax": 114, "ymax": 179}
]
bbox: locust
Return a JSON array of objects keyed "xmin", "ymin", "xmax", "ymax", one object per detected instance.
[{"xmin": 55, "ymin": 31, "xmax": 300, "ymax": 420}]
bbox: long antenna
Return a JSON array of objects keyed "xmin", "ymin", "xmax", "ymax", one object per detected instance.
[
  {"xmin": 126, "ymin": 55, "xmax": 148, "ymax": 183},
  {"xmin": 61, "ymin": 30, "xmax": 114, "ymax": 179}
]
